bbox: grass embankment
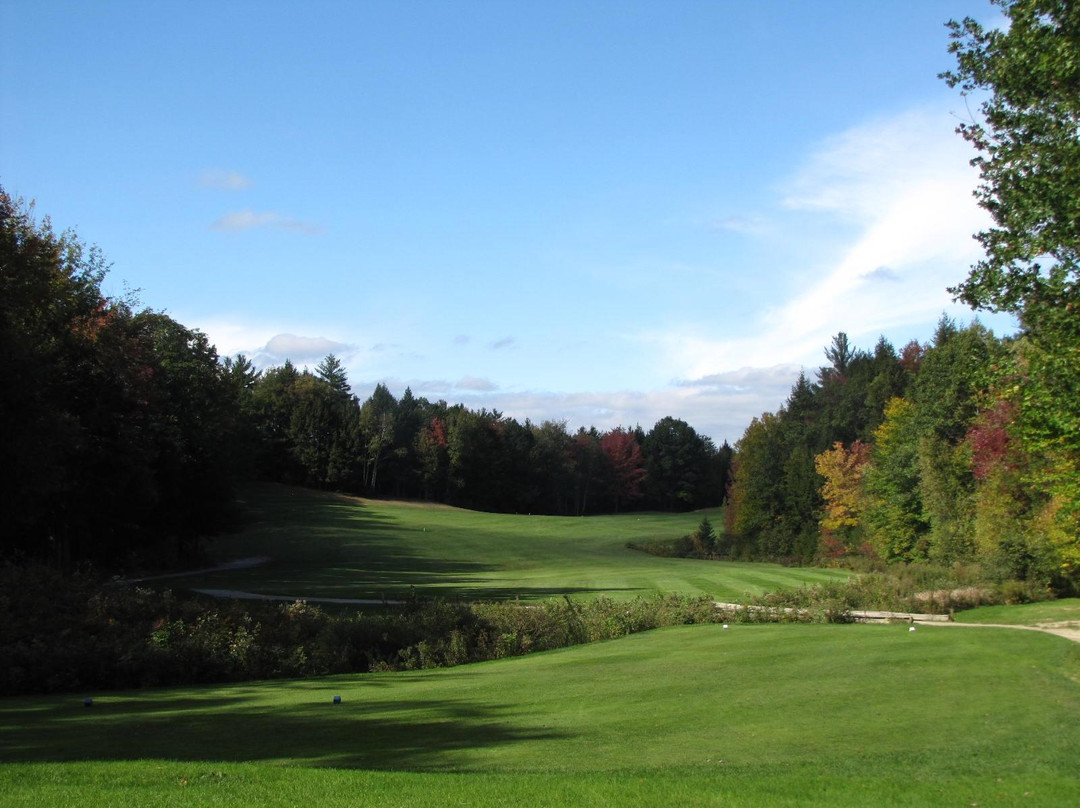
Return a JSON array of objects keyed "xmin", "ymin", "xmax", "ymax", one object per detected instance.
[
  {"xmin": 179, "ymin": 483, "xmax": 848, "ymax": 602},
  {"xmin": 955, "ymin": 598, "xmax": 1080, "ymax": 626},
  {"xmin": 2, "ymin": 622, "xmax": 1077, "ymax": 807}
]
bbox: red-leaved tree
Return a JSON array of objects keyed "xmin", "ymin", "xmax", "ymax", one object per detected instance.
[{"xmin": 600, "ymin": 428, "xmax": 646, "ymax": 512}]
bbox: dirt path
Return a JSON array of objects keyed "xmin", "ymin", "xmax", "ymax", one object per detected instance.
[
  {"xmin": 191, "ymin": 588, "xmax": 403, "ymax": 606},
  {"xmin": 184, "ymin": 590, "xmax": 1080, "ymax": 639},
  {"xmin": 139, "ymin": 573, "xmax": 1080, "ymax": 643},
  {"xmin": 113, "ymin": 556, "xmax": 271, "ymax": 584},
  {"xmin": 918, "ymin": 620, "xmax": 1080, "ymax": 644}
]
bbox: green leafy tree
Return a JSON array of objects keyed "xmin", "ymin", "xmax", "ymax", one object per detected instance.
[
  {"xmin": 0, "ymin": 188, "xmax": 245, "ymax": 565},
  {"xmin": 569, "ymin": 427, "xmax": 606, "ymax": 515},
  {"xmin": 249, "ymin": 360, "xmax": 304, "ymax": 481},
  {"xmin": 942, "ymin": 0, "xmax": 1080, "ymax": 314},
  {"xmin": 642, "ymin": 417, "xmax": 716, "ymax": 511},
  {"xmin": 864, "ymin": 398, "xmax": 929, "ymax": 562},
  {"xmin": 414, "ymin": 415, "xmax": 450, "ymax": 501},
  {"xmin": 943, "ymin": 0, "xmax": 1080, "ymax": 575},
  {"xmin": 445, "ymin": 407, "xmax": 509, "ymax": 511},
  {"xmin": 359, "ymin": 384, "xmax": 397, "ymax": 493},
  {"xmin": 529, "ymin": 420, "xmax": 574, "ymax": 514},
  {"xmin": 729, "ymin": 412, "xmax": 786, "ymax": 541}
]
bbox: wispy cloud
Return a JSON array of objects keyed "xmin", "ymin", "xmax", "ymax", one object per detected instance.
[
  {"xmin": 701, "ymin": 214, "xmax": 770, "ymax": 236},
  {"xmin": 198, "ymin": 169, "xmax": 253, "ymax": 190},
  {"xmin": 861, "ymin": 266, "xmax": 902, "ymax": 283},
  {"xmin": 645, "ymin": 105, "xmax": 1008, "ymax": 381},
  {"xmin": 456, "ymin": 376, "xmax": 498, "ymax": 392},
  {"xmin": 677, "ymin": 364, "xmax": 805, "ymax": 395},
  {"xmin": 490, "ymin": 337, "xmax": 516, "ymax": 350},
  {"xmin": 439, "ymin": 386, "xmax": 794, "ymax": 446},
  {"xmin": 350, "ymin": 369, "xmax": 806, "ymax": 446},
  {"xmin": 211, "ymin": 209, "xmax": 324, "ymax": 235}
]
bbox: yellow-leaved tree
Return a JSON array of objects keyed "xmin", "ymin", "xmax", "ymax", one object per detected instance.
[{"xmin": 814, "ymin": 440, "xmax": 872, "ymax": 558}]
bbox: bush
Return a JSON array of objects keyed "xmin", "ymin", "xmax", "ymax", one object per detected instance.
[
  {"xmin": 3, "ymin": 557, "xmax": 1051, "ymax": 696},
  {"xmin": 0, "ymin": 563, "xmax": 737, "ymax": 695}
]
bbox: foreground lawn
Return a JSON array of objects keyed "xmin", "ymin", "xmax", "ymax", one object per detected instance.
[
  {"xmin": 2, "ymin": 623, "xmax": 1077, "ymax": 806},
  {"xmin": 176, "ymin": 483, "xmax": 847, "ymax": 601}
]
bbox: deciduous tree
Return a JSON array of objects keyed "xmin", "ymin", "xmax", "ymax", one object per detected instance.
[{"xmin": 943, "ymin": 0, "xmax": 1080, "ymax": 576}]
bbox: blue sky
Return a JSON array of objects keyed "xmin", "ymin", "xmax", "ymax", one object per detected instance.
[{"xmin": 1, "ymin": 0, "xmax": 1015, "ymax": 445}]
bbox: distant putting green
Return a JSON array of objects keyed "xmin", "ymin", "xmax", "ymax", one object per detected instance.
[
  {"xmin": 178, "ymin": 484, "xmax": 848, "ymax": 601},
  {"xmin": 2, "ymin": 623, "xmax": 1077, "ymax": 806}
]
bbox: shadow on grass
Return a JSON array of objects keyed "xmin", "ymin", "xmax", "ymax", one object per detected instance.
[
  {"xmin": 183, "ymin": 485, "xmax": 646, "ymax": 602},
  {"xmin": 178, "ymin": 485, "xmax": 500, "ymax": 598},
  {"xmin": 0, "ymin": 688, "xmax": 565, "ymax": 770}
]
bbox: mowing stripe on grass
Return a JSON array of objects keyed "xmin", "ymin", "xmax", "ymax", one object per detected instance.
[{"xmin": 172, "ymin": 484, "xmax": 849, "ymax": 602}]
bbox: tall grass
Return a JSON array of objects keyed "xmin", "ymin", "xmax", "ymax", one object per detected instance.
[
  {"xmin": 0, "ymin": 563, "xmax": 730, "ymax": 695},
  {"xmin": 742, "ymin": 561, "xmax": 1023, "ymax": 620}
]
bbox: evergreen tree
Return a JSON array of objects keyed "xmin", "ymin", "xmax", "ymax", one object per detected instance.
[{"xmin": 315, "ymin": 353, "xmax": 350, "ymax": 397}]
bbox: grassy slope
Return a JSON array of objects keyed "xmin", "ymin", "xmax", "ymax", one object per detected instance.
[
  {"xmin": 2, "ymin": 623, "xmax": 1078, "ymax": 807},
  {"xmin": 178, "ymin": 483, "xmax": 848, "ymax": 601},
  {"xmin": 6, "ymin": 487, "xmax": 1077, "ymax": 806},
  {"xmin": 954, "ymin": 598, "xmax": 1080, "ymax": 626}
]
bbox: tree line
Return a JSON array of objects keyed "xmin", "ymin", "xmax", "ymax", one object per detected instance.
[
  {"xmin": 4, "ymin": 1, "xmax": 1075, "ymax": 584},
  {"xmin": 1, "ymin": 187, "xmax": 729, "ymax": 569},
  {"xmin": 726, "ymin": 0, "xmax": 1079, "ymax": 593},
  {"xmin": 241, "ymin": 354, "xmax": 730, "ymax": 516},
  {"xmin": 726, "ymin": 323, "xmax": 1076, "ymax": 595},
  {"xmin": 1, "ymin": 192, "xmax": 257, "ymax": 567}
]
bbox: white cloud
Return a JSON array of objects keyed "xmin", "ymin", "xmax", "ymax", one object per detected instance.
[
  {"xmin": 456, "ymin": 376, "xmax": 498, "ymax": 392},
  {"xmin": 198, "ymin": 169, "xmax": 253, "ymax": 190},
  {"xmin": 862, "ymin": 266, "xmax": 902, "ymax": 283},
  {"xmin": 211, "ymin": 209, "xmax": 324, "ymax": 235},
  {"xmin": 644, "ymin": 105, "xmax": 1007, "ymax": 381},
  {"xmin": 467, "ymin": 385, "xmax": 795, "ymax": 446},
  {"xmin": 678, "ymin": 364, "xmax": 805, "ymax": 396},
  {"xmin": 261, "ymin": 333, "xmax": 347, "ymax": 362},
  {"xmin": 353, "ymin": 374, "xmax": 804, "ymax": 447},
  {"xmin": 702, "ymin": 214, "xmax": 770, "ymax": 236},
  {"xmin": 189, "ymin": 319, "xmax": 278, "ymax": 359},
  {"xmin": 186, "ymin": 319, "xmax": 355, "ymax": 368}
]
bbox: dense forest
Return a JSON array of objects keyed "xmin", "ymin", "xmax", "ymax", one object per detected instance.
[
  {"xmin": 725, "ymin": 0, "xmax": 1079, "ymax": 594},
  {"xmin": 0, "ymin": 187, "xmax": 730, "ymax": 569},
  {"xmin": 2, "ymin": 0, "xmax": 1076, "ymax": 595},
  {"xmin": 239, "ymin": 357, "xmax": 730, "ymax": 517},
  {"xmin": 726, "ymin": 323, "xmax": 1077, "ymax": 597}
]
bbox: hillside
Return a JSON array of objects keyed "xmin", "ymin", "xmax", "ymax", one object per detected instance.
[
  {"xmin": 177, "ymin": 483, "xmax": 849, "ymax": 602},
  {"xmin": 3, "ymin": 622, "xmax": 1077, "ymax": 806}
]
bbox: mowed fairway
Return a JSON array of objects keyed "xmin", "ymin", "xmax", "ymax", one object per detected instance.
[
  {"xmin": 2, "ymin": 623, "xmax": 1078, "ymax": 807},
  {"xmin": 178, "ymin": 483, "xmax": 848, "ymax": 601}
]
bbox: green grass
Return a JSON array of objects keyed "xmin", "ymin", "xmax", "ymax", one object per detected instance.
[
  {"xmin": 2, "ymin": 623, "xmax": 1077, "ymax": 806},
  {"xmin": 954, "ymin": 598, "xmax": 1080, "ymax": 626},
  {"xmin": 8, "ymin": 486, "xmax": 1075, "ymax": 805},
  {"xmin": 177, "ymin": 483, "xmax": 848, "ymax": 602}
]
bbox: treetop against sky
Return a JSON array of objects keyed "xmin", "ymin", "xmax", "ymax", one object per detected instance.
[{"xmin": 0, "ymin": 0, "xmax": 1017, "ymax": 445}]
